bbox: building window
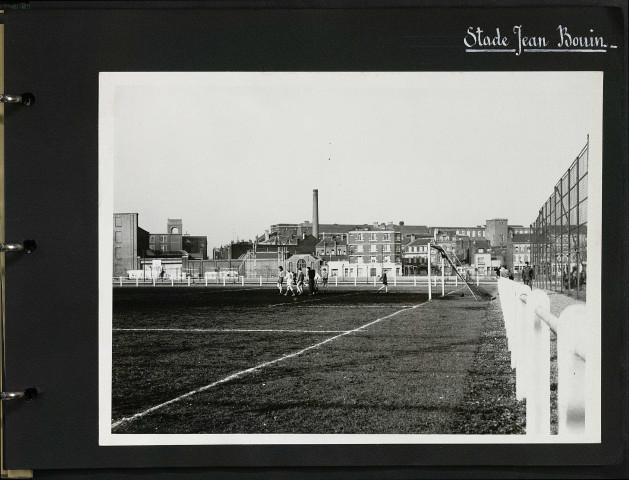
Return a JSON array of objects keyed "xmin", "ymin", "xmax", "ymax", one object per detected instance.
[
  {"xmin": 115, "ymin": 216, "xmax": 122, "ymax": 227},
  {"xmin": 114, "ymin": 231, "xmax": 122, "ymax": 242},
  {"xmin": 297, "ymin": 259, "xmax": 306, "ymax": 269},
  {"xmin": 161, "ymin": 235, "xmax": 168, "ymax": 243},
  {"xmin": 357, "ymin": 245, "xmax": 363, "ymax": 253},
  {"xmin": 356, "ymin": 233, "xmax": 363, "ymax": 241},
  {"xmin": 369, "ymin": 233, "xmax": 377, "ymax": 242},
  {"xmin": 370, "ymin": 256, "xmax": 377, "ymax": 263},
  {"xmin": 370, "ymin": 244, "xmax": 377, "ymax": 252},
  {"xmin": 383, "ymin": 233, "xmax": 390, "ymax": 241},
  {"xmin": 161, "ymin": 245, "xmax": 167, "ymax": 252},
  {"xmin": 114, "ymin": 246, "xmax": 122, "ymax": 259},
  {"xmin": 149, "ymin": 244, "xmax": 155, "ymax": 250},
  {"xmin": 149, "ymin": 235, "xmax": 155, "ymax": 243},
  {"xmin": 384, "ymin": 244, "xmax": 391, "ymax": 252},
  {"xmin": 384, "ymin": 256, "xmax": 391, "ymax": 263}
]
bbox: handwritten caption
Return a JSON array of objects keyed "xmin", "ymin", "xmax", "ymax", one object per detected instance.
[{"xmin": 464, "ymin": 25, "xmax": 616, "ymax": 55}]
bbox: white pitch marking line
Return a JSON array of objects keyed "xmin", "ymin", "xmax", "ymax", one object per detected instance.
[
  {"xmin": 114, "ymin": 328, "xmax": 349, "ymax": 334},
  {"xmin": 295, "ymin": 305, "xmax": 416, "ymax": 309},
  {"xmin": 111, "ymin": 300, "xmax": 428, "ymax": 430}
]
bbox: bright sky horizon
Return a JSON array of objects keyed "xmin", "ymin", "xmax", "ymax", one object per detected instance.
[{"xmin": 110, "ymin": 72, "xmax": 601, "ymax": 249}]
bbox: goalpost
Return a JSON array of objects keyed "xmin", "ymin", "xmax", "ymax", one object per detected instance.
[{"xmin": 427, "ymin": 243, "xmax": 478, "ymax": 300}]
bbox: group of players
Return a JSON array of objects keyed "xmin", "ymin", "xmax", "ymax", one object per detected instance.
[{"xmin": 277, "ymin": 265, "xmax": 328, "ymax": 296}]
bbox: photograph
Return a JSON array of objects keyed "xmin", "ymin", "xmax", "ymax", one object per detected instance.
[{"xmin": 98, "ymin": 71, "xmax": 602, "ymax": 446}]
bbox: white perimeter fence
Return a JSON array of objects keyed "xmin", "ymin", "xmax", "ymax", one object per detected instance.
[
  {"xmin": 112, "ymin": 274, "xmax": 495, "ymax": 289},
  {"xmin": 497, "ymin": 277, "xmax": 586, "ymax": 435}
]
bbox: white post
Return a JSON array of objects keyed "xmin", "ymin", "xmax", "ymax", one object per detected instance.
[
  {"xmin": 455, "ymin": 275, "xmax": 458, "ymax": 287},
  {"xmin": 119, "ymin": 277, "xmax": 123, "ymax": 287},
  {"xmin": 135, "ymin": 278, "xmax": 138, "ymax": 287},
  {"xmin": 223, "ymin": 277, "xmax": 226, "ymax": 286},
  {"xmin": 512, "ymin": 283, "xmax": 531, "ymax": 374},
  {"xmin": 153, "ymin": 277, "xmax": 156, "ymax": 286},
  {"xmin": 373, "ymin": 276, "xmax": 376, "ymax": 286},
  {"xmin": 414, "ymin": 276, "xmax": 417, "ymax": 286},
  {"xmin": 335, "ymin": 276, "xmax": 338, "ymax": 287},
  {"xmin": 354, "ymin": 277, "xmax": 357, "ymax": 287},
  {"xmin": 427, "ymin": 244, "xmax": 432, "ymax": 300},
  {"xmin": 524, "ymin": 289, "xmax": 551, "ymax": 435},
  {"xmin": 441, "ymin": 257, "xmax": 445, "ymax": 296},
  {"xmin": 511, "ymin": 281, "xmax": 527, "ymax": 400},
  {"xmin": 187, "ymin": 277, "xmax": 191, "ymax": 286},
  {"xmin": 476, "ymin": 272, "xmax": 480, "ymax": 286},
  {"xmin": 205, "ymin": 277, "xmax": 208, "ymax": 287},
  {"xmin": 241, "ymin": 276, "xmax": 245, "ymax": 286},
  {"xmin": 557, "ymin": 305, "xmax": 587, "ymax": 434},
  {"xmin": 259, "ymin": 276, "xmax": 262, "ymax": 286},
  {"xmin": 394, "ymin": 274, "xmax": 397, "ymax": 286}
]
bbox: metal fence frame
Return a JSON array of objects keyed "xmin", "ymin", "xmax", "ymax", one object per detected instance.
[{"xmin": 530, "ymin": 138, "xmax": 588, "ymax": 298}]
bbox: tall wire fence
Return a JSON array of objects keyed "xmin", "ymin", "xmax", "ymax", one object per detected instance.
[{"xmin": 530, "ymin": 138, "xmax": 588, "ymax": 298}]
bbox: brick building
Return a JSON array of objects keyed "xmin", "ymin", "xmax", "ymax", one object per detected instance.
[
  {"xmin": 347, "ymin": 228, "xmax": 402, "ymax": 277},
  {"xmin": 149, "ymin": 219, "xmax": 207, "ymax": 259},
  {"xmin": 511, "ymin": 233, "xmax": 532, "ymax": 274},
  {"xmin": 315, "ymin": 235, "xmax": 348, "ymax": 258},
  {"xmin": 113, "ymin": 213, "xmax": 150, "ymax": 277}
]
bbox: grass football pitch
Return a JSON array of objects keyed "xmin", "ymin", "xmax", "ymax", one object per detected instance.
[{"xmin": 111, "ymin": 284, "xmax": 522, "ymax": 435}]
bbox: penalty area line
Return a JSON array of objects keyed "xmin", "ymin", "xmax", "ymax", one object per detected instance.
[{"xmin": 110, "ymin": 299, "xmax": 429, "ymax": 431}]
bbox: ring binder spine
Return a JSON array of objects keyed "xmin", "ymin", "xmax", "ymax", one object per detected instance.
[{"xmin": 0, "ymin": 92, "xmax": 35, "ymax": 106}]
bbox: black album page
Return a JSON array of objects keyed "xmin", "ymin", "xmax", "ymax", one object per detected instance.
[{"xmin": 2, "ymin": 2, "xmax": 626, "ymax": 478}]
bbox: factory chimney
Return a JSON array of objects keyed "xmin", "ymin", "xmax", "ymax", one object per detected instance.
[{"xmin": 312, "ymin": 189, "xmax": 319, "ymax": 239}]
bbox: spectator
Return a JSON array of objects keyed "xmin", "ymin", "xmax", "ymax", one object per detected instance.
[
  {"xmin": 307, "ymin": 267, "xmax": 316, "ymax": 295},
  {"xmin": 522, "ymin": 262, "xmax": 533, "ymax": 286}
]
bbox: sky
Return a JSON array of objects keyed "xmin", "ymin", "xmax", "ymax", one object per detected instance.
[{"xmin": 110, "ymin": 72, "xmax": 601, "ymax": 249}]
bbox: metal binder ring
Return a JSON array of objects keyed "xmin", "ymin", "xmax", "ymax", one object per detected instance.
[
  {"xmin": 0, "ymin": 388, "xmax": 38, "ymax": 401},
  {"xmin": 0, "ymin": 243, "xmax": 25, "ymax": 253},
  {"xmin": 0, "ymin": 94, "xmax": 22, "ymax": 103},
  {"xmin": 0, "ymin": 92, "xmax": 35, "ymax": 106},
  {"xmin": 0, "ymin": 391, "xmax": 24, "ymax": 401},
  {"xmin": 0, "ymin": 240, "xmax": 36, "ymax": 253}
]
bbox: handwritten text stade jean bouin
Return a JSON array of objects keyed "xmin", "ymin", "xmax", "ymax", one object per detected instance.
[{"xmin": 464, "ymin": 25, "xmax": 609, "ymax": 55}]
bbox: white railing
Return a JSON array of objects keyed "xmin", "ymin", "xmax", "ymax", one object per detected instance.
[
  {"xmin": 497, "ymin": 277, "xmax": 586, "ymax": 435},
  {"xmin": 113, "ymin": 275, "xmax": 498, "ymax": 288}
]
